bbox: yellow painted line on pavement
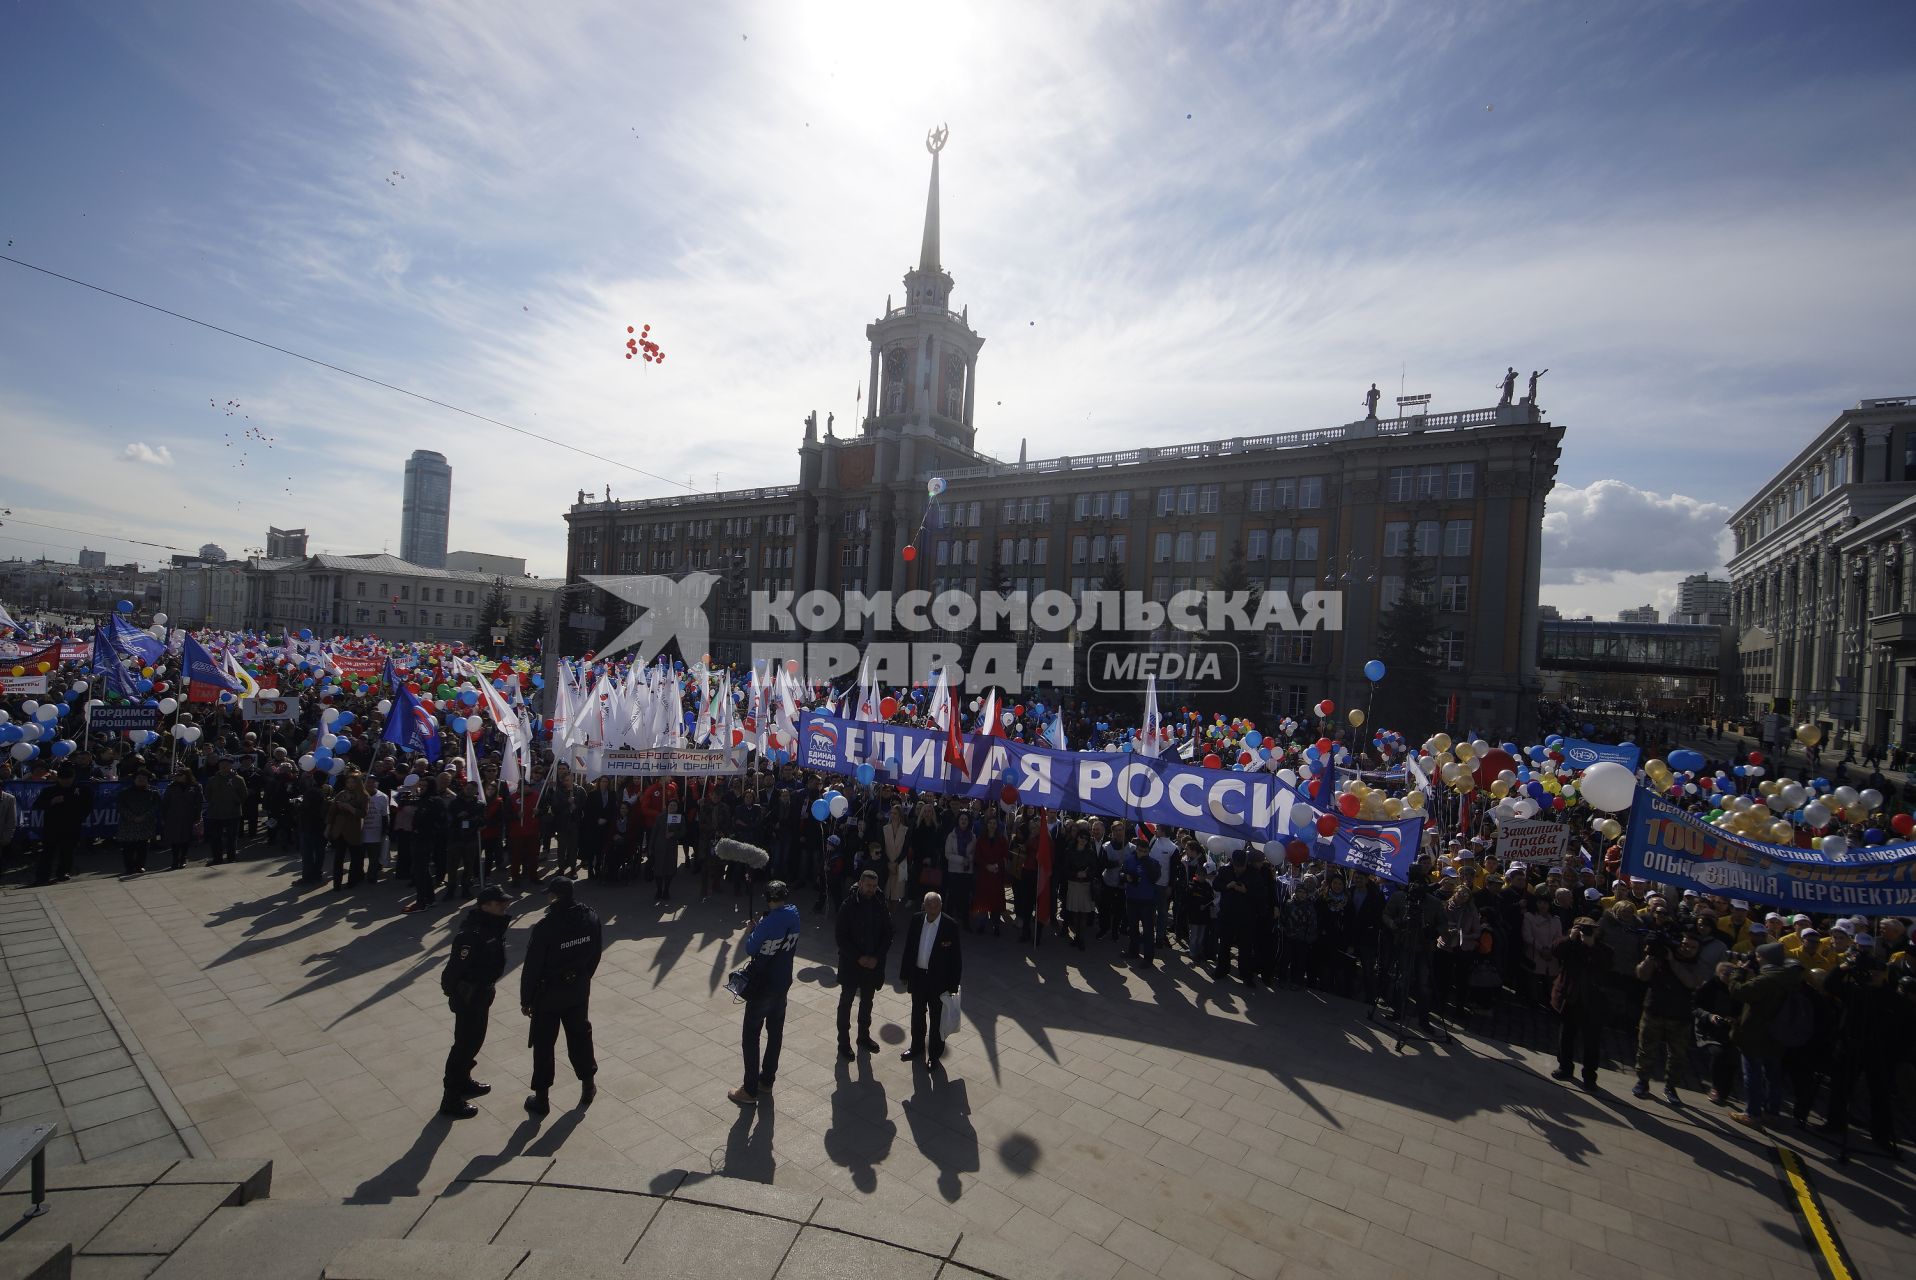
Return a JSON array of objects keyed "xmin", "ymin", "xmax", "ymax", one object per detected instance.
[{"xmin": 1776, "ymin": 1144, "xmax": 1859, "ymax": 1280}]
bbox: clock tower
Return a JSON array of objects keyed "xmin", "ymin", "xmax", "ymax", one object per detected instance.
[{"xmin": 862, "ymin": 125, "xmax": 985, "ymax": 450}]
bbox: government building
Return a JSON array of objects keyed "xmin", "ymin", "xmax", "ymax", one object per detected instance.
[
  {"xmin": 562, "ymin": 134, "xmax": 1565, "ymax": 735},
  {"xmin": 1727, "ymin": 395, "xmax": 1916, "ymax": 751}
]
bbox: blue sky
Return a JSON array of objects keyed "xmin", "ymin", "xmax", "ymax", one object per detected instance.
[{"xmin": 3, "ymin": 0, "xmax": 1913, "ymax": 618}]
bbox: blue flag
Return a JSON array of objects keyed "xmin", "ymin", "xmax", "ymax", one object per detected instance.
[
  {"xmin": 91, "ymin": 626, "xmax": 138, "ymax": 700},
  {"xmin": 1559, "ymin": 738, "xmax": 1641, "ymax": 771},
  {"xmin": 382, "ymin": 682, "xmax": 442, "ymax": 763},
  {"xmin": 182, "ymin": 635, "xmax": 242, "ymax": 700},
  {"xmin": 111, "ymin": 613, "xmax": 163, "ymax": 665},
  {"xmin": 1324, "ymin": 812, "xmax": 1424, "ymax": 886}
]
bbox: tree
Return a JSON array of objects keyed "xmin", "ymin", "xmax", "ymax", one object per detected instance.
[
  {"xmin": 471, "ymin": 581, "xmax": 511, "ymax": 651},
  {"xmin": 516, "ymin": 604, "xmax": 548, "ymax": 656},
  {"xmin": 1202, "ymin": 536, "xmax": 1265, "ymax": 718},
  {"xmin": 1372, "ymin": 553, "xmax": 1441, "ymax": 732}
]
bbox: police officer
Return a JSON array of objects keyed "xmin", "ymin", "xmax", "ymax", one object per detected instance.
[
  {"xmin": 439, "ymin": 884, "xmax": 512, "ymax": 1119},
  {"xmin": 520, "ymin": 875, "xmax": 602, "ymax": 1116},
  {"xmin": 835, "ymin": 868, "xmax": 894, "ymax": 1059}
]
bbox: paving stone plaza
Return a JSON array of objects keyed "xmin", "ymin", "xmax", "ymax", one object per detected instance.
[{"xmin": 3, "ymin": 851, "xmax": 1910, "ymax": 1279}]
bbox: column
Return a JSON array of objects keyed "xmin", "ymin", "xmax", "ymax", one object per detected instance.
[
  {"xmin": 867, "ymin": 348, "xmax": 881, "ymax": 425},
  {"xmin": 962, "ymin": 355, "xmax": 977, "ymax": 430}
]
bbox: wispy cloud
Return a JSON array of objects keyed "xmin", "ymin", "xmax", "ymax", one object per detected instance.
[{"xmin": 120, "ymin": 441, "xmax": 175, "ymax": 467}]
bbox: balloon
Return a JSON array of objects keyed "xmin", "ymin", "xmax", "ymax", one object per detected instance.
[
  {"xmin": 1820, "ymin": 833, "xmax": 1848, "ymax": 859},
  {"xmin": 855, "ymin": 762, "xmax": 876, "ymax": 784},
  {"xmin": 927, "ymin": 476, "xmax": 948, "ymax": 498},
  {"xmin": 1337, "ymin": 792, "xmax": 1361, "ymax": 818},
  {"xmin": 1579, "ymin": 761, "xmax": 1637, "ymax": 813},
  {"xmin": 829, "ymin": 792, "xmax": 849, "ymax": 818},
  {"xmin": 50, "ymin": 740, "xmax": 74, "ymax": 758},
  {"xmin": 1000, "ymin": 783, "xmax": 1019, "ymax": 805},
  {"xmin": 182, "ymin": 726, "xmax": 201, "ymax": 744},
  {"xmin": 9, "ymin": 743, "xmax": 33, "ymax": 762},
  {"xmin": 116, "ymin": 600, "xmax": 133, "ymax": 613},
  {"xmin": 1347, "ymin": 708, "xmax": 1365, "ymax": 728},
  {"xmin": 1314, "ymin": 814, "xmax": 1338, "ymax": 837},
  {"xmin": 157, "ymin": 697, "xmax": 179, "ymax": 715},
  {"xmin": 1859, "ymin": 788, "xmax": 1884, "ymax": 812},
  {"xmin": 1667, "ymin": 749, "xmax": 1705, "ymax": 773},
  {"xmin": 902, "ymin": 545, "xmax": 918, "ymax": 562},
  {"xmin": 879, "ymin": 697, "xmax": 899, "ymax": 719},
  {"xmin": 376, "ymin": 699, "xmax": 393, "ymax": 714},
  {"xmin": 1795, "ymin": 723, "xmax": 1822, "ymax": 747},
  {"xmin": 1316, "ymin": 737, "xmax": 1333, "ymax": 756},
  {"xmin": 1363, "ymin": 659, "xmax": 1386, "ymax": 682},
  {"xmin": 34, "ymin": 704, "xmax": 57, "ymax": 722},
  {"xmin": 299, "ymin": 753, "xmax": 316, "ymax": 771},
  {"xmin": 335, "ymin": 711, "xmax": 356, "ymax": 728},
  {"xmin": 1285, "ymin": 839, "xmax": 1310, "ymax": 866},
  {"xmin": 810, "ymin": 797, "xmax": 830, "ymax": 821},
  {"xmin": 1243, "ymin": 730, "xmax": 1263, "ymax": 749},
  {"xmin": 1893, "ymin": 813, "xmax": 1915, "ymax": 837},
  {"xmin": 299, "ymin": 628, "xmax": 313, "ymax": 640},
  {"xmin": 1202, "ymin": 753, "xmax": 1222, "ymax": 769}
]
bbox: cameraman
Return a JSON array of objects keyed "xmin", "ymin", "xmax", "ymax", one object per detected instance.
[
  {"xmin": 1632, "ymin": 929, "xmax": 1698, "ymax": 1102},
  {"xmin": 1382, "ymin": 867, "xmax": 1445, "ymax": 1031},
  {"xmin": 1550, "ymin": 917, "xmax": 1613, "ymax": 1088}
]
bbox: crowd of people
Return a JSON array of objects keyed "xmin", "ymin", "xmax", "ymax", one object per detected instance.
[{"xmin": 2, "ymin": 643, "xmax": 1912, "ymax": 1158}]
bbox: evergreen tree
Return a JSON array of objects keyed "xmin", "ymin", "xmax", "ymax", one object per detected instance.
[
  {"xmin": 1202, "ymin": 536, "xmax": 1265, "ymax": 718},
  {"xmin": 1372, "ymin": 553, "xmax": 1441, "ymax": 732},
  {"xmin": 516, "ymin": 604, "xmax": 548, "ymax": 655},
  {"xmin": 471, "ymin": 581, "xmax": 511, "ymax": 652}
]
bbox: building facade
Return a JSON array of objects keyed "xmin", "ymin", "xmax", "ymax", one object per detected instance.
[
  {"xmin": 267, "ymin": 527, "xmax": 308, "ymax": 559},
  {"xmin": 446, "ymin": 551, "xmax": 528, "ymax": 578},
  {"xmin": 1617, "ymin": 605, "xmax": 1660, "ymax": 624},
  {"xmin": 400, "ymin": 450, "xmax": 452, "ymax": 568},
  {"xmin": 1670, "ymin": 573, "xmax": 1731, "ymax": 626},
  {"xmin": 1727, "ymin": 396, "xmax": 1916, "ymax": 750},
  {"xmin": 560, "ymin": 136, "xmax": 1565, "ymax": 735}
]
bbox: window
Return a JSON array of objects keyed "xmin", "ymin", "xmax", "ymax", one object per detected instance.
[
  {"xmin": 967, "ymin": 502, "xmax": 980, "ymax": 527},
  {"xmin": 1071, "ymin": 577, "xmax": 1086, "ymax": 601},
  {"xmin": 1175, "ymin": 532, "xmax": 1195, "ymax": 562},
  {"xmin": 1272, "ymin": 634, "xmax": 1315, "ymax": 665},
  {"xmin": 1199, "ymin": 484, "xmax": 1221, "ymax": 514},
  {"xmin": 1386, "ymin": 467, "xmax": 1414, "ymax": 502},
  {"xmin": 355, "ymin": 607, "xmax": 368, "ymax": 622},
  {"xmin": 1074, "ymin": 493, "xmax": 1091, "ymax": 519},
  {"xmin": 1152, "ymin": 575, "xmax": 1172, "ymax": 601},
  {"xmin": 1413, "ymin": 520, "xmax": 1438, "ymax": 557},
  {"xmin": 1444, "ymin": 519, "xmax": 1473, "ymax": 557},
  {"xmin": 1380, "ymin": 575, "xmax": 1403, "ymax": 609},
  {"xmin": 1810, "ymin": 470, "xmax": 1824, "ymax": 500},
  {"xmin": 1109, "ymin": 534, "xmax": 1126, "ymax": 562},
  {"xmin": 1033, "ymin": 537, "xmax": 1048, "ymax": 564},
  {"xmin": 1247, "ymin": 530, "xmax": 1268, "ymax": 560},
  {"xmin": 1111, "ymin": 490, "xmax": 1130, "ymax": 518},
  {"xmin": 434, "ymin": 588, "xmax": 444, "ymax": 602},
  {"xmin": 1383, "ymin": 521, "xmax": 1410, "ymax": 558},
  {"xmin": 435, "ymin": 612, "xmax": 444, "ymax": 626},
  {"xmin": 1016, "ymin": 538, "xmax": 1030, "ymax": 564},
  {"xmin": 378, "ymin": 582, "xmax": 388, "ymax": 597},
  {"xmin": 1072, "ymin": 535, "xmax": 1088, "ymax": 564},
  {"xmin": 1156, "ymin": 487, "xmax": 1176, "ymax": 516},
  {"xmin": 1298, "ymin": 476, "xmax": 1323, "ymax": 508},
  {"xmin": 1270, "ymin": 528, "xmax": 1294, "ymax": 561},
  {"xmin": 356, "ymin": 582, "xmax": 366, "ymax": 597},
  {"xmin": 1415, "ymin": 464, "xmax": 1444, "ymax": 500},
  {"xmin": 1249, "ymin": 480, "xmax": 1271, "ymax": 512},
  {"xmin": 1446, "ymin": 463, "xmax": 1475, "ymax": 500},
  {"xmin": 1295, "ymin": 527, "xmax": 1319, "ymax": 560},
  {"xmin": 1178, "ymin": 485, "xmax": 1198, "ymax": 515},
  {"xmin": 400, "ymin": 585, "xmax": 411, "ymax": 600},
  {"xmin": 378, "ymin": 610, "xmax": 387, "ymax": 624},
  {"xmin": 1036, "ymin": 497, "xmax": 1051, "ymax": 521},
  {"xmin": 1440, "ymin": 575, "xmax": 1470, "ymax": 612},
  {"xmin": 1833, "ymin": 452, "xmax": 1848, "ymax": 487},
  {"xmin": 967, "ymin": 539, "xmax": 979, "ymax": 564},
  {"xmin": 1271, "ymin": 478, "xmax": 1296, "ymax": 510},
  {"xmin": 1198, "ymin": 531, "xmax": 1217, "ymax": 562},
  {"xmin": 1155, "ymin": 533, "xmax": 1173, "ymax": 562},
  {"xmin": 1000, "ymin": 538, "xmax": 1014, "ymax": 563},
  {"xmin": 1439, "ymin": 629, "xmax": 1466, "ymax": 668},
  {"xmin": 1002, "ymin": 499, "xmax": 1017, "ymax": 523},
  {"xmin": 937, "ymin": 540, "xmax": 951, "ymax": 566},
  {"xmin": 1019, "ymin": 498, "xmax": 1034, "ymax": 523},
  {"xmin": 1090, "ymin": 534, "xmax": 1107, "ymax": 563}
]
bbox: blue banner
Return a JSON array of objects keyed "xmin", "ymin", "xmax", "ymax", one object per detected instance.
[
  {"xmin": 3, "ymin": 780, "xmax": 167, "ymax": 843},
  {"xmin": 1622, "ymin": 792, "xmax": 1916, "ymax": 916},
  {"xmin": 1559, "ymin": 738, "xmax": 1641, "ymax": 771},
  {"xmin": 797, "ymin": 713, "xmax": 1426, "ymax": 862},
  {"xmin": 1325, "ymin": 813, "xmax": 1423, "ymax": 885}
]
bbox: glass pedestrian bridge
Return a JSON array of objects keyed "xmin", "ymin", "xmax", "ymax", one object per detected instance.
[{"xmin": 1538, "ymin": 620, "xmax": 1726, "ymax": 677}]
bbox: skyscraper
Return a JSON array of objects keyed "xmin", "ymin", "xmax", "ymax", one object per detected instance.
[{"xmin": 401, "ymin": 450, "xmax": 452, "ymax": 568}]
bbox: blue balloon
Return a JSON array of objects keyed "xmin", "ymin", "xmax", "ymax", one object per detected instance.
[
  {"xmin": 135, "ymin": 679, "xmax": 153, "ymax": 694},
  {"xmin": 50, "ymin": 740, "xmax": 74, "ymax": 758},
  {"xmin": 532, "ymin": 675, "xmax": 545, "ymax": 688},
  {"xmin": 1501, "ymin": 742, "xmax": 1519, "ymax": 756},
  {"xmin": 1668, "ymin": 748, "xmax": 1706, "ymax": 773},
  {"xmin": 334, "ymin": 711, "xmax": 355, "ymax": 728},
  {"xmin": 48, "ymin": 703, "xmax": 64, "ymax": 719},
  {"xmin": 811, "ymin": 798, "xmax": 831, "ymax": 821},
  {"xmin": 460, "ymin": 690, "xmax": 480, "ymax": 706},
  {"xmin": 116, "ymin": 600, "xmax": 133, "ymax": 613},
  {"xmin": 333, "ymin": 736, "xmax": 352, "ymax": 752},
  {"xmin": 1243, "ymin": 730, "xmax": 1263, "ymax": 749},
  {"xmin": 855, "ymin": 763, "xmax": 875, "ymax": 785},
  {"xmin": 1527, "ymin": 745, "xmax": 1548, "ymax": 762},
  {"xmin": 1363, "ymin": 659, "xmax": 1386, "ymax": 682},
  {"xmin": 299, "ymin": 628, "xmax": 313, "ymax": 641},
  {"xmin": 1865, "ymin": 827, "xmax": 1886, "ymax": 845},
  {"xmin": 1120, "ymin": 741, "xmax": 1133, "ymax": 752},
  {"xmin": 450, "ymin": 716, "xmax": 468, "ymax": 734},
  {"xmin": 312, "ymin": 748, "xmax": 334, "ymax": 768}
]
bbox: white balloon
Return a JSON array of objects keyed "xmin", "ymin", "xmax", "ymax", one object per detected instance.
[
  {"xmin": 1276, "ymin": 768, "xmax": 1299, "ymax": 787},
  {"xmin": 1579, "ymin": 761, "xmax": 1638, "ymax": 812},
  {"xmin": 87, "ymin": 699, "xmax": 102, "ymax": 710},
  {"xmin": 320, "ymin": 734, "xmax": 338, "ymax": 750},
  {"xmin": 152, "ymin": 613, "xmax": 168, "ymax": 626},
  {"xmin": 376, "ymin": 699, "xmax": 393, "ymax": 715},
  {"xmin": 21, "ymin": 700, "xmax": 38, "ymax": 716},
  {"xmin": 34, "ymin": 704, "xmax": 57, "ymax": 722},
  {"xmin": 1803, "ymin": 801, "xmax": 1832, "ymax": 830},
  {"xmin": 1512, "ymin": 798, "xmax": 1539, "ymax": 819},
  {"xmin": 158, "ymin": 697, "xmax": 179, "ymax": 715},
  {"xmin": 299, "ymin": 753, "xmax": 316, "ymax": 771},
  {"xmin": 172, "ymin": 724, "xmax": 190, "ymax": 739},
  {"xmin": 21, "ymin": 722, "xmax": 42, "ymax": 742},
  {"xmin": 1779, "ymin": 783, "xmax": 1807, "ymax": 809},
  {"xmin": 828, "ymin": 792, "xmax": 849, "ymax": 818},
  {"xmin": 183, "ymin": 726, "xmax": 202, "ymax": 743},
  {"xmin": 1821, "ymin": 834, "xmax": 1849, "ymax": 859},
  {"xmin": 9, "ymin": 743, "xmax": 33, "ymax": 762},
  {"xmin": 1859, "ymin": 788, "xmax": 1884, "ymax": 812},
  {"xmin": 1204, "ymin": 833, "xmax": 1239, "ymax": 857},
  {"xmin": 322, "ymin": 707, "xmax": 341, "ymax": 725},
  {"xmin": 72, "ymin": 680, "xmax": 88, "ymax": 693},
  {"xmin": 0, "ymin": 710, "xmax": 8, "ymax": 724}
]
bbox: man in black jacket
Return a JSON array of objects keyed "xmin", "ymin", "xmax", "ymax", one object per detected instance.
[
  {"xmin": 520, "ymin": 876, "xmax": 602, "ymax": 1116},
  {"xmin": 32, "ymin": 764, "xmax": 94, "ymax": 885},
  {"xmin": 836, "ymin": 868, "xmax": 895, "ymax": 1059},
  {"xmin": 439, "ymin": 885, "xmax": 511, "ymax": 1119},
  {"xmin": 898, "ymin": 891, "xmax": 963, "ymax": 1066}
]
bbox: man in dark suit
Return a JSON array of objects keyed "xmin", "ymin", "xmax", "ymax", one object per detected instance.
[{"xmin": 898, "ymin": 890, "xmax": 962, "ymax": 1066}]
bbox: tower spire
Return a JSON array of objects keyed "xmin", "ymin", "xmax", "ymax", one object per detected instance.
[{"xmin": 919, "ymin": 124, "xmax": 947, "ymax": 273}]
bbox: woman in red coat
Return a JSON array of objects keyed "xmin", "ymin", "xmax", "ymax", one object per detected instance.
[{"xmin": 971, "ymin": 813, "xmax": 1010, "ymax": 936}]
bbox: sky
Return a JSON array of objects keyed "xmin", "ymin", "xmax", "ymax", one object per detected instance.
[{"xmin": 2, "ymin": 0, "xmax": 1913, "ymax": 621}]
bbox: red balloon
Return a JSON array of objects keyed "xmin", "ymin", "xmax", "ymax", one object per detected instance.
[
  {"xmin": 1000, "ymin": 784, "xmax": 1019, "ymax": 805},
  {"xmin": 1285, "ymin": 839, "xmax": 1310, "ymax": 866},
  {"xmin": 1317, "ymin": 700, "xmax": 1335, "ymax": 716},
  {"xmin": 1315, "ymin": 813, "xmax": 1339, "ymax": 837},
  {"xmin": 1893, "ymin": 813, "xmax": 1915, "ymax": 837},
  {"xmin": 1316, "ymin": 737, "xmax": 1333, "ymax": 755},
  {"xmin": 1747, "ymin": 751, "xmax": 1763, "ymax": 765},
  {"xmin": 1238, "ymin": 751, "xmax": 1253, "ymax": 765},
  {"xmin": 1013, "ymin": 704, "xmax": 1025, "ymax": 716},
  {"xmin": 1202, "ymin": 753, "xmax": 1222, "ymax": 769},
  {"xmin": 879, "ymin": 696, "xmax": 899, "ymax": 719},
  {"xmin": 902, "ymin": 545, "xmax": 918, "ymax": 561},
  {"xmin": 1337, "ymin": 792, "xmax": 1361, "ymax": 818}
]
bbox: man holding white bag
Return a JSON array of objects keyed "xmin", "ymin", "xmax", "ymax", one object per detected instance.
[{"xmin": 899, "ymin": 891, "xmax": 963, "ymax": 1067}]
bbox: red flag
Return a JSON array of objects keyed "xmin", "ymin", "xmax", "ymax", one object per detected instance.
[
  {"xmin": 944, "ymin": 697, "xmax": 971, "ymax": 778},
  {"xmin": 1034, "ymin": 812, "xmax": 1054, "ymax": 924}
]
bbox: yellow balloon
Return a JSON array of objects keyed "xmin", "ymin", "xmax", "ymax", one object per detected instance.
[
  {"xmin": 1431, "ymin": 734, "xmax": 1453, "ymax": 754},
  {"xmin": 1454, "ymin": 741, "xmax": 1476, "ymax": 762},
  {"xmin": 1383, "ymin": 798, "xmax": 1404, "ymax": 818},
  {"xmin": 1405, "ymin": 791, "xmax": 1426, "ymax": 811},
  {"xmin": 1490, "ymin": 779, "xmax": 1512, "ymax": 798},
  {"xmin": 1347, "ymin": 708, "xmax": 1365, "ymax": 728},
  {"xmin": 1767, "ymin": 821, "xmax": 1794, "ymax": 844},
  {"xmin": 1796, "ymin": 723, "xmax": 1822, "ymax": 747}
]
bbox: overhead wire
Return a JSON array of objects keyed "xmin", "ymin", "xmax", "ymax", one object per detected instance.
[{"xmin": 0, "ymin": 253, "xmax": 703, "ymax": 494}]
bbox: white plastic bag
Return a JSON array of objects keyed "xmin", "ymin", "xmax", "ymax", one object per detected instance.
[{"xmin": 939, "ymin": 990, "xmax": 962, "ymax": 1039}]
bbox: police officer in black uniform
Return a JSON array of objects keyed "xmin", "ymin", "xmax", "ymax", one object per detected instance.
[
  {"xmin": 520, "ymin": 875, "xmax": 603, "ymax": 1116},
  {"xmin": 439, "ymin": 884, "xmax": 512, "ymax": 1119}
]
